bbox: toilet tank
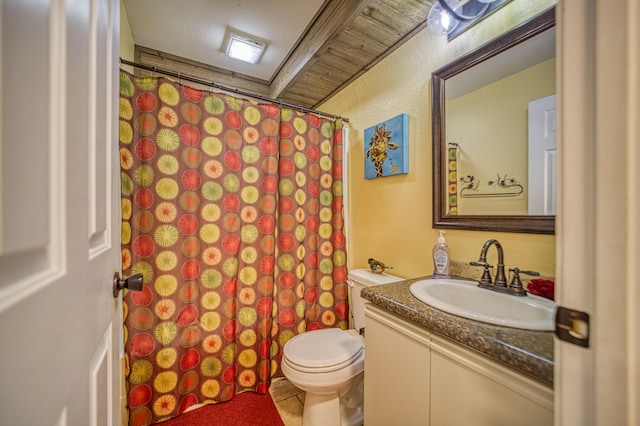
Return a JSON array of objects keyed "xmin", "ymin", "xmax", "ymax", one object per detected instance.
[{"xmin": 347, "ymin": 268, "xmax": 403, "ymax": 333}]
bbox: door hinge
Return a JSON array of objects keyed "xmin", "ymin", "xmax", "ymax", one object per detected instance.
[{"xmin": 555, "ymin": 306, "xmax": 590, "ymax": 348}]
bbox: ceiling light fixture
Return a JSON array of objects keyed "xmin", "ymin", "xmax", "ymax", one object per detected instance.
[
  {"xmin": 224, "ymin": 30, "xmax": 266, "ymax": 64},
  {"xmin": 427, "ymin": 1, "xmax": 460, "ymax": 36},
  {"xmin": 427, "ymin": 0, "xmax": 510, "ymax": 40}
]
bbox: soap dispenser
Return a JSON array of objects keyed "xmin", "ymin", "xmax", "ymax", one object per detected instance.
[{"xmin": 432, "ymin": 230, "xmax": 451, "ymax": 278}]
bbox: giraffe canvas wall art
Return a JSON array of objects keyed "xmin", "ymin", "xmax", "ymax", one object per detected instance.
[{"xmin": 364, "ymin": 113, "xmax": 409, "ymax": 179}]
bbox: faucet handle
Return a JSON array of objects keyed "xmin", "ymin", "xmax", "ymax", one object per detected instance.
[
  {"xmin": 518, "ymin": 269, "xmax": 540, "ymax": 277},
  {"xmin": 470, "ymin": 261, "xmax": 493, "ymax": 288},
  {"xmin": 507, "ymin": 267, "xmax": 538, "ymax": 297}
]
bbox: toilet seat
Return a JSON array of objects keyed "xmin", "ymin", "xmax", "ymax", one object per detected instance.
[{"xmin": 283, "ymin": 328, "xmax": 364, "ymax": 373}]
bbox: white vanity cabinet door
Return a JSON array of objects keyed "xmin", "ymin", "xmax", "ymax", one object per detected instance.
[
  {"xmin": 430, "ymin": 335, "xmax": 553, "ymax": 426},
  {"xmin": 364, "ymin": 305, "xmax": 431, "ymax": 426}
]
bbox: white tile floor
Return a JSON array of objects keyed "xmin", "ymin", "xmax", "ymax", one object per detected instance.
[{"xmin": 269, "ymin": 378, "xmax": 305, "ymax": 426}]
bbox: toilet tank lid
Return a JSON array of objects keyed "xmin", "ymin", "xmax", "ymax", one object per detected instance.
[{"xmin": 347, "ymin": 268, "xmax": 403, "ymax": 287}]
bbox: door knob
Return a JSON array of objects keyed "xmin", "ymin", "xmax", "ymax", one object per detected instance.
[{"xmin": 113, "ymin": 272, "xmax": 144, "ymax": 297}]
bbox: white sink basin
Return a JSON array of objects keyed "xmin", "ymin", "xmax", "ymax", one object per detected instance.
[{"xmin": 409, "ymin": 279, "xmax": 555, "ymax": 331}]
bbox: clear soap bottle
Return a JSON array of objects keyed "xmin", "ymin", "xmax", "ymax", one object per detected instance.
[{"xmin": 432, "ymin": 230, "xmax": 451, "ymax": 278}]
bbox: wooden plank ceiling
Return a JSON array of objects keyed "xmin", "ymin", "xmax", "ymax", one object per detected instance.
[{"xmin": 135, "ymin": 0, "xmax": 434, "ymax": 109}]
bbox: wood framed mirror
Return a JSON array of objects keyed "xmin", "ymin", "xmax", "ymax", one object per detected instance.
[{"xmin": 432, "ymin": 8, "xmax": 555, "ymax": 234}]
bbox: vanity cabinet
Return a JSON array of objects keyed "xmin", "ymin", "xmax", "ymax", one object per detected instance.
[
  {"xmin": 364, "ymin": 304, "xmax": 431, "ymax": 425},
  {"xmin": 364, "ymin": 304, "xmax": 553, "ymax": 426}
]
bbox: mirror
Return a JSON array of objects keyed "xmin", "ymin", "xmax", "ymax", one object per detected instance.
[{"xmin": 432, "ymin": 8, "xmax": 555, "ymax": 234}]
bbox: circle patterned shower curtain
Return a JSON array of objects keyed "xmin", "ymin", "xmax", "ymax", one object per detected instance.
[{"xmin": 119, "ymin": 71, "xmax": 348, "ymax": 425}]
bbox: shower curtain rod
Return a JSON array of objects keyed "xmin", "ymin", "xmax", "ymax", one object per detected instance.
[{"xmin": 120, "ymin": 58, "xmax": 349, "ymax": 123}]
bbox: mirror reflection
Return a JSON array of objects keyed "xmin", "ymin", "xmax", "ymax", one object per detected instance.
[
  {"xmin": 446, "ymin": 28, "xmax": 556, "ymax": 216},
  {"xmin": 432, "ymin": 8, "xmax": 556, "ymax": 234}
]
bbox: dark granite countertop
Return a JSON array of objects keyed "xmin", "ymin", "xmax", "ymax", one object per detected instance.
[{"xmin": 361, "ymin": 276, "xmax": 554, "ymax": 386}]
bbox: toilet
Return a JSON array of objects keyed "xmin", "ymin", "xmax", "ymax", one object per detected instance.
[{"xmin": 281, "ymin": 268, "xmax": 403, "ymax": 426}]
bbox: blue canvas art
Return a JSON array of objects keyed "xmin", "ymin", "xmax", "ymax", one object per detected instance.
[{"xmin": 364, "ymin": 113, "xmax": 409, "ymax": 179}]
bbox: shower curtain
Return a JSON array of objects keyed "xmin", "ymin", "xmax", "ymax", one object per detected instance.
[{"xmin": 119, "ymin": 70, "xmax": 348, "ymax": 425}]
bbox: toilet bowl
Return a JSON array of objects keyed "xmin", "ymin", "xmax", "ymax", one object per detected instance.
[
  {"xmin": 281, "ymin": 268, "xmax": 403, "ymax": 426},
  {"xmin": 282, "ymin": 328, "xmax": 365, "ymax": 426}
]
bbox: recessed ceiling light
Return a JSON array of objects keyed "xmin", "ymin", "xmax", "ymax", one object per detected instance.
[{"xmin": 224, "ymin": 30, "xmax": 266, "ymax": 64}]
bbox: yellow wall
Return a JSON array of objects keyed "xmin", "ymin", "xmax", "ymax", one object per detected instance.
[
  {"xmin": 120, "ymin": 0, "xmax": 135, "ymax": 71},
  {"xmin": 320, "ymin": 1, "xmax": 557, "ymax": 279},
  {"xmin": 449, "ymin": 58, "xmax": 556, "ymax": 214}
]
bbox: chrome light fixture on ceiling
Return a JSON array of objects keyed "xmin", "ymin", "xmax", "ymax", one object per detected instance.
[
  {"xmin": 223, "ymin": 28, "xmax": 267, "ymax": 64},
  {"xmin": 427, "ymin": 0, "xmax": 511, "ymax": 40}
]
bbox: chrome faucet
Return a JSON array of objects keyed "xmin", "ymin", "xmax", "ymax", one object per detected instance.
[{"xmin": 471, "ymin": 239, "xmax": 508, "ymax": 291}]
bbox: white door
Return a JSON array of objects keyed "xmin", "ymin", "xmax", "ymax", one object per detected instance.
[
  {"xmin": 528, "ymin": 94, "xmax": 556, "ymax": 215},
  {"xmin": 556, "ymin": 0, "xmax": 640, "ymax": 425},
  {"xmin": 0, "ymin": 0, "xmax": 121, "ymax": 425}
]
